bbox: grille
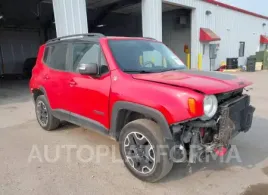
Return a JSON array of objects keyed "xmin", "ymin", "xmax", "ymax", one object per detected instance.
[
  {"xmin": 217, "ymin": 95, "xmax": 252, "ymax": 145},
  {"xmin": 216, "ymin": 88, "xmax": 243, "ymax": 104}
]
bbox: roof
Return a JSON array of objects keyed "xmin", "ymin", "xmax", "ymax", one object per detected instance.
[
  {"xmin": 204, "ymin": 0, "xmax": 268, "ymax": 20},
  {"xmin": 46, "ymin": 34, "xmax": 158, "ymax": 44},
  {"xmin": 105, "ymin": 36, "xmax": 157, "ymax": 41}
]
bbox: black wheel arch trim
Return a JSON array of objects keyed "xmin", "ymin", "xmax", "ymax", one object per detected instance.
[
  {"xmin": 110, "ymin": 101, "xmax": 174, "ymax": 142},
  {"xmin": 39, "ymin": 86, "xmax": 48, "ymax": 99},
  {"xmin": 33, "ymin": 86, "xmax": 50, "ymax": 104},
  {"xmin": 32, "ymin": 86, "xmax": 53, "ymax": 111}
]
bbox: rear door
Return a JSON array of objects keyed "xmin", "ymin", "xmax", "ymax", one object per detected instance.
[{"xmin": 43, "ymin": 43, "xmax": 71, "ymax": 111}]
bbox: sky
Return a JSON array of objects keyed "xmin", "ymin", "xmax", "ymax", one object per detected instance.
[{"xmin": 217, "ymin": 0, "xmax": 268, "ymax": 16}]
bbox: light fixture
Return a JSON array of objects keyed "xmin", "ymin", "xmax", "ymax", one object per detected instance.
[
  {"xmin": 0, "ymin": 15, "xmax": 3, "ymax": 20},
  {"xmin": 96, "ymin": 24, "xmax": 106, "ymax": 28},
  {"xmin": 205, "ymin": 10, "xmax": 212, "ymax": 15}
]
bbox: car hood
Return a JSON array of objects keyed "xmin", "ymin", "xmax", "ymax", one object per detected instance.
[{"xmin": 132, "ymin": 70, "xmax": 252, "ymax": 94}]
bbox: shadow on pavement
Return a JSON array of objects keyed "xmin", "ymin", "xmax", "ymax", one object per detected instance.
[
  {"xmin": 240, "ymin": 183, "xmax": 268, "ymax": 195},
  {"xmin": 0, "ymin": 78, "xmax": 31, "ymax": 105}
]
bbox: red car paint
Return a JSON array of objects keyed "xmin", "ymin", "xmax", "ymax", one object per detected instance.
[
  {"xmin": 30, "ymin": 37, "xmax": 252, "ymax": 131},
  {"xmin": 132, "ymin": 71, "xmax": 251, "ymax": 95}
]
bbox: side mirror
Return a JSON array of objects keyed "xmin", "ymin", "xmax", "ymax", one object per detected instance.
[{"xmin": 78, "ymin": 63, "xmax": 98, "ymax": 75}]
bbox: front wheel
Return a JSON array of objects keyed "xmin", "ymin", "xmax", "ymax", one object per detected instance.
[{"xmin": 119, "ymin": 119, "xmax": 173, "ymax": 182}]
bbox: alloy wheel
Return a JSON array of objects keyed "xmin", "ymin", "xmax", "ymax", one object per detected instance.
[
  {"xmin": 36, "ymin": 101, "xmax": 48, "ymax": 127},
  {"xmin": 124, "ymin": 132, "xmax": 155, "ymax": 174}
]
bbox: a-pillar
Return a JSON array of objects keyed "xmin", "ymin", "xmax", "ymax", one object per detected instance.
[
  {"xmin": 52, "ymin": 0, "xmax": 88, "ymax": 37},
  {"xmin": 142, "ymin": 0, "xmax": 162, "ymax": 41}
]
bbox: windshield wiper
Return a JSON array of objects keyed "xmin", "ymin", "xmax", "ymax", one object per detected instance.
[{"xmin": 159, "ymin": 67, "xmax": 185, "ymax": 72}]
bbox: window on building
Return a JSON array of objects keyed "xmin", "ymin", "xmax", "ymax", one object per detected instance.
[
  {"xmin": 239, "ymin": 42, "xmax": 245, "ymax": 57},
  {"xmin": 72, "ymin": 42, "xmax": 100, "ymax": 72},
  {"xmin": 49, "ymin": 44, "xmax": 68, "ymax": 70}
]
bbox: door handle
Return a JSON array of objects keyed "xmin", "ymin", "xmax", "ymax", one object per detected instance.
[
  {"xmin": 69, "ymin": 80, "xmax": 77, "ymax": 87},
  {"xmin": 43, "ymin": 74, "xmax": 49, "ymax": 80}
]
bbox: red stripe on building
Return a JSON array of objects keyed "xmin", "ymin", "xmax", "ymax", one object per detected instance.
[{"xmin": 204, "ymin": 0, "xmax": 268, "ymax": 20}]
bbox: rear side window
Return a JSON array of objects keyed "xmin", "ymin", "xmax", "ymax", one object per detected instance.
[
  {"xmin": 72, "ymin": 43, "xmax": 99, "ymax": 71},
  {"xmin": 49, "ymin": 44, "xmax": 68, "ymax": 71},
  {"xmin": 43, "ymin": 47, "xmax": 50, "ymax": 64}
]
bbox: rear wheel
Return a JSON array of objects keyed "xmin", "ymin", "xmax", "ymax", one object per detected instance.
[
  {"xmin": 35, "ymin": 95, "xmax": 60, "ymax": 131},
  {"xmin": 119, "ymin": 119, "xmax": 173, "ymax": 182}
]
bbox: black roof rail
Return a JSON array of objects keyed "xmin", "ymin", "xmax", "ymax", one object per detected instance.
[{"xmin": 46, "ymin": 33, "xmax": 105, "ymax": 43}]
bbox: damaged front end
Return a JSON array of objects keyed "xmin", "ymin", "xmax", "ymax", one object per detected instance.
[{"xmin": 171, "ymin": 93, "xmax": 255, "ymax": 163}]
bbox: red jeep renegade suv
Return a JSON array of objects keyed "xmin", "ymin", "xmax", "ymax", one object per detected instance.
[{"xmin": 30, "ymin": 33, "xmax": 255, "ymax": 182}]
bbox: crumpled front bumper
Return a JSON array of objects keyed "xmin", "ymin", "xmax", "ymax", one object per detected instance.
[
  {"xmin": 218, "ymin": 94, "xmax": 255, "ymax": 145},
  {"xmin": 171, "ymin": 94, "xmax": 255, "ymax": 163}
]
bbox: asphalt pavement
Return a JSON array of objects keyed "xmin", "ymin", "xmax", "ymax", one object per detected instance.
[{"xmin": 0, "ymin": 72, "xmax": 268, "ymax": 195}]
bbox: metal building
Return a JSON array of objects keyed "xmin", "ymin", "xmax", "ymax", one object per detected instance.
[
  {"xmin": 44, "ymin": 0, "xmax": 268, "ymax": 70},
  {"xmin": 166, "ymin": 0, "xmax": 268, "ymax": 70},
  {"xmin": 1, "ymin": 0, "xmax": 268, "ymax": 75}
]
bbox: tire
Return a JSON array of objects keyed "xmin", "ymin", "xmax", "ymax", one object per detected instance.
[
  {"xmin": 35, "ymin": 95, "xmax": 60, "ymax": 131},
  {"xmin": 119, "ymin": 119, "xmax": 173, "ymax": 182}
]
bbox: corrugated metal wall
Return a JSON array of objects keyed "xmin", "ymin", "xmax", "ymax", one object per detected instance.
[
  {"xmin": 0, "ymin": 29, "xmax": 40, "ymax": 75},
  {"xmin": 52, "ymin": 0, "xmax": 88, "ymax": 37},
  {"xmin": 142, "ymin": 0, "xmax": 162, "ymax": 41},
  {"xmin": 164, "ymin": 0, "xmax": 268, "ymax": 70},
  {"xmin": 97, "ymin": 13, "xmax": 142, "ymax": 37},
  {"xmin": 163, "ymin": 0, "xmax": 197, "ymax": 8}
]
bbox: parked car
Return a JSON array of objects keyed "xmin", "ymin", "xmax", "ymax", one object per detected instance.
[
  {"xmin": 23, "ymin": 57, "xmax": 37, "ymax": 78},
  {"xmin": 30, "ymin": 33, "xmax": 255, "ymax": 182}
]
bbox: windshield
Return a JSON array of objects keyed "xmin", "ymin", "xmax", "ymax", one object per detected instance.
[{"xmin": 108, "ymin": 40, "xmax": 186, "ymax": 73}]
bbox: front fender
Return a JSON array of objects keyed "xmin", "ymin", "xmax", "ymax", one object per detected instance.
[{"xmin": 110, "ymin": 101, "xmax": 173, "ymax": 142}]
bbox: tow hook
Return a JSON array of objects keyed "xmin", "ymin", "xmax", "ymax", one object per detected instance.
[
  {"xmin": 189, "ymin": 128, "xmax": 203, "ymax": 163},
  {"xmin": 214, "ymin": 145, "xmax": 231, "ymax": 157}
]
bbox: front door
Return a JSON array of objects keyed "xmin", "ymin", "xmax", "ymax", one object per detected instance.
[{"xmin": 67, "ymin": 42, "xmax": 111, "ymax": 129}]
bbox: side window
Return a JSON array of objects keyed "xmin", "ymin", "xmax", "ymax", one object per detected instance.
[
  {"xmin": 72, "ymin": 43, "xmax": 99, "ymax": 72},
  {"xmin": 43, "ymin": 47, "xmax": 50, "ymax": 64},
  {"xmin": 239, "ymin": 42, "xmax": 245, "ymax": 57},
  {"xmin": 50, "ymin": 44, "xmax": 68, "ymax": 70}
]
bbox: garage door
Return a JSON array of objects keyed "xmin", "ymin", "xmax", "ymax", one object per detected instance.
[{"xmin": 0, "ymin": 29, "xmax": 40, "ymax": 75}]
